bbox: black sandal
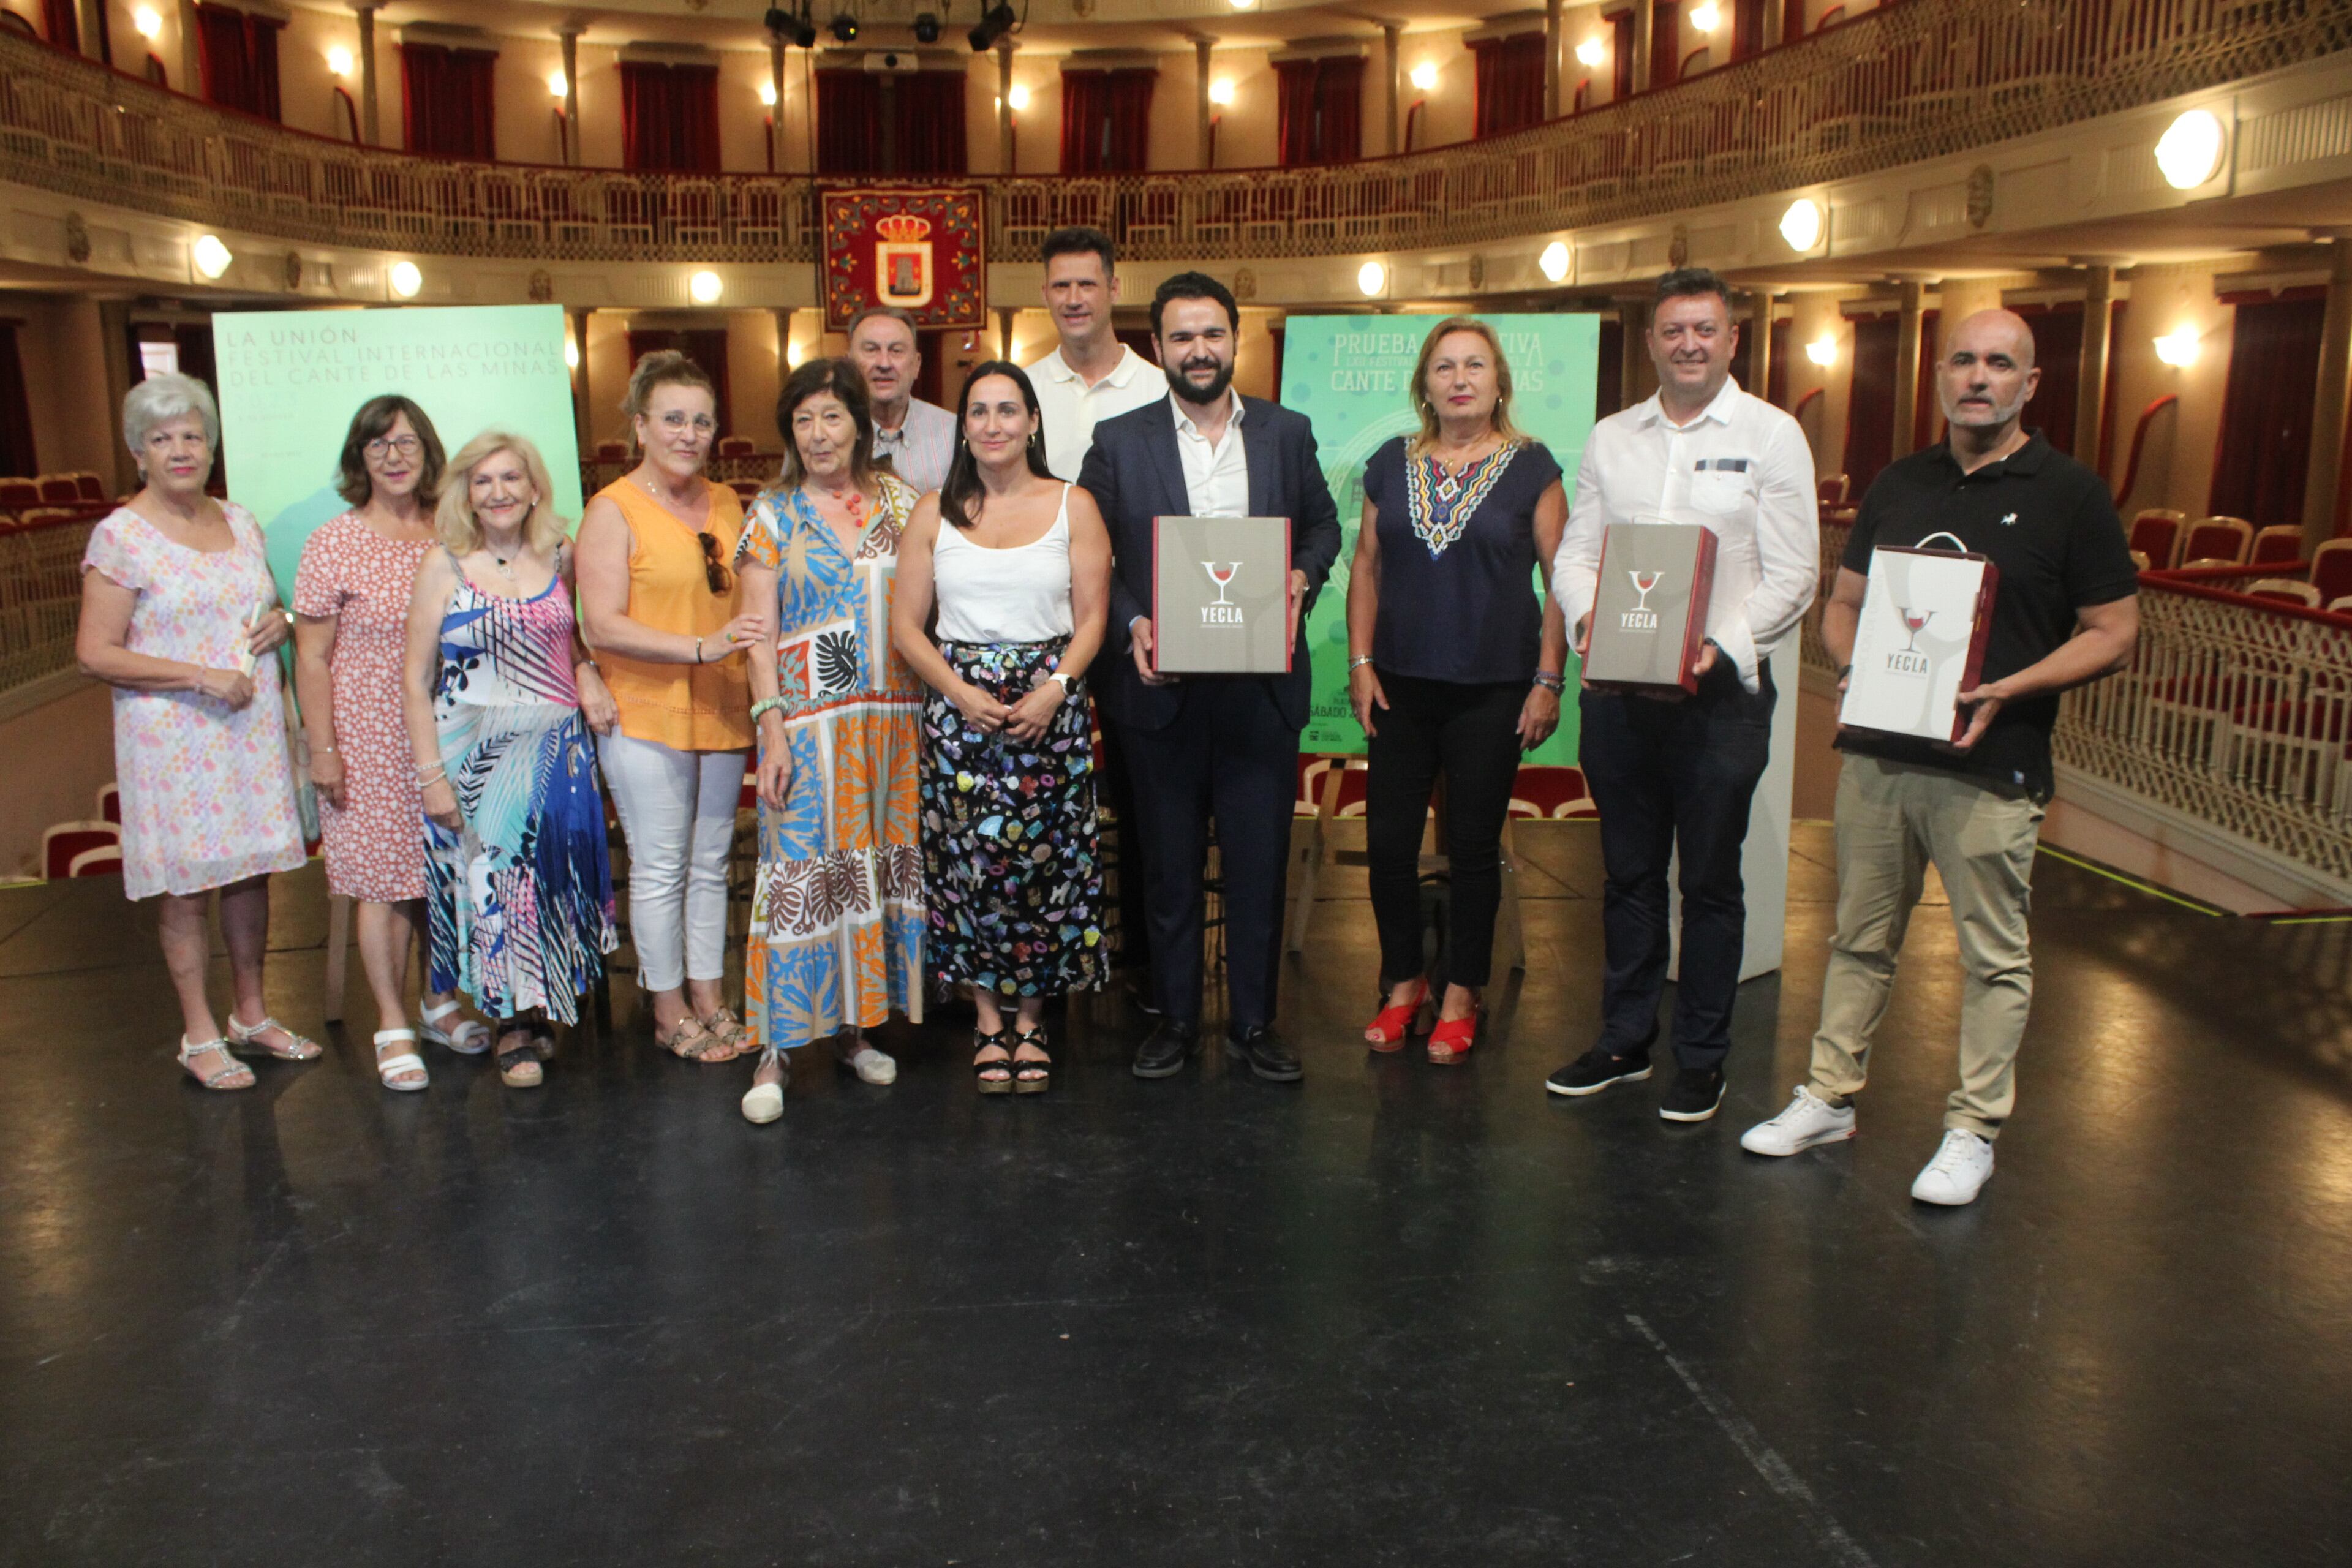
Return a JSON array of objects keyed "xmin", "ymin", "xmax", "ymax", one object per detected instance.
[
  {"xmin": 974, "ymin": 1030, "xmax": 1014, "ymax": 1095},
  {"xmin": 496, "ymin": 1028, "xmax": 543, "ymax": 1089},
  {"xmin": 1011, "ymin": 1025, "xmax": 1052, "ymax": 1095}
]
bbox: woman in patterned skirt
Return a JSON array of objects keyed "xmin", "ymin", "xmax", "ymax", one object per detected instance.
[
  {"xmin": 401, "ymin": 429, "xmax": 619, "ymax": 1089},
  {"xmin": 889, "ymin": 362, "xmax": 1110, "ymax": 1094},
  {"xmin": 75, "ymin": 373, "xmax": 317, "ymax": 1091},
  {"xmin": 735, "ymin": 358, "xmax": 926, "ymax": 1125},
  {"xmin": 294, "ymin": 395, "xmax": 491, "ymax": 1093}
]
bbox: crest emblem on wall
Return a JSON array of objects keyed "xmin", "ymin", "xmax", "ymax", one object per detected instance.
[
  {"xmin": 821, "ymin": 187, "xmax": 986, "ymax": 331},
  {"xmin": 875, "ymin": 214, "xmax": 934, "ymax": 309}
]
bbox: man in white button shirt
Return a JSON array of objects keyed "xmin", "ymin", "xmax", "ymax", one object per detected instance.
[
  {"xmin": 1545, "ymin": 267, "xmax": 1819, "ymax": 1124},
  {"xmin": 1025, "ymin": 228, "xmax": 1164, "ymax": 481}
]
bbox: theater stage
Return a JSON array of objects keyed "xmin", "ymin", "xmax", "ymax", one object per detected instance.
[{"xmin": 3, "ymin": 822, "xmax": 2348, "ymax": 1567}]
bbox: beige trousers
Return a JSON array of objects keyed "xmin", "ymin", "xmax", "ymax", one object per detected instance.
[{"xmin": 1808, "ymin": 755, "xmax": 2046, "ymax": 1139}]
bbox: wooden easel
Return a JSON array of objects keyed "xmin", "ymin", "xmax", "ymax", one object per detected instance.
[{"xmin": 1285, "ymin": 753, "xmax": 1525, "ymax": 971}]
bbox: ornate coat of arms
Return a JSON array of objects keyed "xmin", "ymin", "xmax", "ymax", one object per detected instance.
[{"xmin": 821, "ymin": 187, "xmax": 986, "ymax": 331}]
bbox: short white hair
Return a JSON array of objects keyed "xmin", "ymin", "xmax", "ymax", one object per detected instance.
[{"xmin": 123, "ymin": 372, "xmax": 220, "ymax": 454}]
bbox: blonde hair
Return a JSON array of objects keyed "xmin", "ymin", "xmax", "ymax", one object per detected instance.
[
  {"xmin": 622, "ymin": 349, "xmax": 717, "ymax": 455},
  {"xmin": 435, "ymin": 430, "xmax": 568, "ymax": 559},
  {"xmin": 1406, "ymin": 316, "xmax": 1523, "ymax": 459}
]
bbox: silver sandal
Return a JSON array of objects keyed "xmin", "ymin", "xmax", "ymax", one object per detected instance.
[{"xmin": 225, "ymin": 1013, "xmax": 322, "ymax": 1061}]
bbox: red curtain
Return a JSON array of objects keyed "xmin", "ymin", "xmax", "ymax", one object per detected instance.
[
  {"xmin": 1768, "ymin": 318, "xmax": 1789, "ymax": 408},
  {"xmin": 815, "ymin": 68, "xmax": 882, "ymax": 173},
  {"xmin": 2014, "ymin": 303, "xmax": 2083, "ymax": 455},
  {"xmin": 39, "ymin": 0, "xmax": 75, "ymax": 52},
  {"xmin": 1275, "ymin": 57, "xmax": 1363, "ymax": 165},
  {"xmin": 2211, "ymin": 294, "xmax": 2328, "ymax": 526},
  {"xmin": 1842, "ymin": 314, "xmax": 1898, "ymax": 499},
  {"xmin": 1651, "ymin": 0, "xmax": 1682, "ymax": 87},
  {"xmin": 194, "ymin": 4, "xmax": 281, "ymax": 121},
  {"xmin": 895, "ymin": 71, "xmax": 968, "ymax": 175},
  {"xmin": 399, "ymin": 45, "xmax": 496, "ymax": 160},
  {"xmin": 627, "ymin": 328, "xmax": 733, "ymax": 440},
  {"xmin": 1782, "ymin": 0, "xmax": 1807, "ymax": 42},
  {"xmin": 0, "ymin": 325, "xmax": 37, "ymax": 480},
  {"xmin": 1913, "ymin": 309, "xmax": 1941, "ymax": 451},
  {"xmin": 621, "ymin": 62, "xmax": 722, "ymax": 174},
  {"xmin": 1471, "ymin": 34, "xmax": 1545, "ymax": 138},
  {"xmin": 1732, "ymin": 0, "xmax": 1768, "ymax": 60},
  {"xmin": 1611, "ymin": 11, "xmax": 1636, "ymax": 98},
  {"xmin": 1060, "ymin": 68, "xmax": 1156, "ymax": 173}
]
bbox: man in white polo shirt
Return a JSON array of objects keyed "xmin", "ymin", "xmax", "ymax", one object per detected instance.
[
  {"xmin": 1025, "ymin": 227, "xmax": 1166, "ymax": 1005},
  {"xmin": 1025, "ymin": 227, "xmax": 1163, "ymax": 481},
  {"xmin": 1546, "ymin": 266, "xmax": 1819, "ymax": 1124}
]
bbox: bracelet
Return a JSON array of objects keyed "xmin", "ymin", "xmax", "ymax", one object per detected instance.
[
  {"xmin": 1532, "ymin": 670, "xmax": 1566, "ymax": 693},
  {"xmin": 750, "ymin": 696, "xmax": 787, "ymax": 723},
  {"xmin": 695, "ymin": 635, "xmax": 706, "ymax": 665},
  {"xmin": 416, "ymin": 766, "xmax": 447, "ymax": 786},
  {"xmin": 1347, "ymin": 654, "xmax": 1374, "ymax": 672}
]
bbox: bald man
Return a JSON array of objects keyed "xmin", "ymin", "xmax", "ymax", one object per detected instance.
[{"xmin": 1740, "ymin": 309, "xmax": 2139, "ymax": 1205}]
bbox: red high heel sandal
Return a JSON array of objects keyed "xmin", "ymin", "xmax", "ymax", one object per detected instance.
[
  {"xmin": 1427, "ymin": 1003, "xmax": 1482, "ymax": 1064},
  {"xmin": 1364, "ymin": 978, "xmax": 1429, "ymax": 1052}
]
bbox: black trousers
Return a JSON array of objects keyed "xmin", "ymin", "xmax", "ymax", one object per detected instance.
[
  {"xmin": 1093, "ymin": 718, "xmax": 1153, "ymax": 977},
  {"xmin": 1364, "ymin": 671, "xmax": 1526, "ymax": 989},
  {"xmin": 1577, "ymin": 660, "xmax": 1774, "ymax": 1071},
  {"xmin": 1115, "ymin": 680, "xmax": 1298, "ymax": 1032}
]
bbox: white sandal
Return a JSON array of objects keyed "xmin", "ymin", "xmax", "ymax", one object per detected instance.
[
  {"xmin": 418, "ymin": 999, "xmax": 491, "ymax": 1056},
  {"xmin": 176, "ymin": 1036, "xmax": 254, "ymax": 1091},
  {"xmin": 741, "ymin": 1047, "xmax": 787, "ymax": 1125},
  {"xmin": 835, "ymin": 1035, "xmax": 897, "ymax": 1086},
  {"xmin": 374, "ymin": 1028, "xmax": 429, "ymax": 1092},
  {"xmin": 225, "ymin": 1012, "xmax": 322, "ymax": 1061}
]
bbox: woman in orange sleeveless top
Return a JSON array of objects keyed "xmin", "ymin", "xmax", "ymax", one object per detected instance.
[{"xmin": 577, "ymin": 350, "xmax": 767, "ymax": 1063}]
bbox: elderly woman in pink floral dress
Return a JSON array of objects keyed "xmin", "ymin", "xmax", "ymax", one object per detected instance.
[{"xmin": 75, "ymin": 373, "xmax": 317, "ymax": 1091}]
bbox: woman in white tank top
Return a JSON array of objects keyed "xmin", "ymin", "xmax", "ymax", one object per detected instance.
[{"xmin": 890, "ymin": 362, "xmax": 1115, "ymax": 1093}]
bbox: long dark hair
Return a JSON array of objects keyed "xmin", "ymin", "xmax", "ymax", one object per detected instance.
[
  {"xmin": 938, "ymin": 361, "xmax": 1054, "ymax": 530},
  {"xmin": 334, "ymin": 394, "xmax": 446, "ymax": 507},
  {"xmin": 774, "ymin": 357, "xmax": 878, "ymax": 492}
]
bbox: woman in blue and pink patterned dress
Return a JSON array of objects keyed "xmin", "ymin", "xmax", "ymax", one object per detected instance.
[{"xmin": 401, "ymin": 429, "xmax": 619, "ymax": 1090}]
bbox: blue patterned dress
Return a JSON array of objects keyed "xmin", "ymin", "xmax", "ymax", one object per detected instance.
[
  {"xmin": 424, "ymin": 564, "xmax": 617, "ymax": 1023},
  {"xmin": 737, "ymin": 478, "xmax": 927, "ymax": 1052}
]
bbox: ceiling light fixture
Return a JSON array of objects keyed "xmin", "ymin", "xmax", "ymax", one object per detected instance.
[
  {"xmin": 132, "ymin": 6, "xmax": 162, "ymax": 40},
  {"xmin": 758, "ymin": 78, "xmax": 777, "ymax": 106},
  {"xmin": 548, "ymin": 69, "xmax": 567, "ymax": 99},
  {"xmin": 968, "ymin": 1, "xmax": 1015, "ymax": 51},
  {"xmin": 829, "ymin": 11, "xmax": 859, "ymax": 42},
  {"xmin": 1409, "ymin": 61, "xmax": 1437, "ymax": 92},
  {"xmin": 1691, "ymin": 2, "xmax": 1721, "ymax": 29},
  {"xmin": 1779, "ymin": 197, "xmax": 1823, "ymax": 252},
  {"xmin": 326, "ymin": 45, "xmax": 352, "ymax": 77},
  {"xmin": 2155, "ymin": 107, "xmax": 2225, "ymax": 190},
  {"xmin": 690, "ymin": 270, "xmax": 725, "ymax": 305},
  {"xmin": 1208, "ymin": 78, "xmax": 1235, "ymax": 107},
  {"xmin": 1805, "ymin": 334, "xmax": 1838, "ymax": 367},
  {"xmin": 388, "ymin": 260, "xmax": 422, "ymax": 298},
  {"xmin": 1008, "ymin": 83, "xmax": 1029, "ymax": 111},
  {"xmin": 191, "ymin": 233, "xmax": 232, "ymax": 279},
  {"xmin": 1575, "ymin": 36, "xmax": 1604, "ymax": 68},
  {"xmin": 1357, "ymin": 260, "xmax": 1386, "ymax": 297},
  {"xmin": 912, "ymin": 10, "xmax": 940, "ymax": 42},
  {"xmin": 1539, "ymin": 241, "xmax": 1570, "ymax": 282},
  {"xmin": 2154, "ymin": 326, "xmax": 2201, "ymax": 368}
]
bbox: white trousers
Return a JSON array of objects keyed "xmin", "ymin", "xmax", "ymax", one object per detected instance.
[{"xmin": 597, "ymin": 730, "xmax": 745, "ymax": 994}]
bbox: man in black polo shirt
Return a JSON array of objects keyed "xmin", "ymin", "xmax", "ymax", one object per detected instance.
[{"xmin": 1740, "ymin": 308, "xmax": 2139, "ymax": 1205}]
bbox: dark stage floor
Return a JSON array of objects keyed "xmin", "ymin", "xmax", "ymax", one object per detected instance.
[{"xmin": 4, "ymin": 821, "xmax": 2351, "ymax": 1567}]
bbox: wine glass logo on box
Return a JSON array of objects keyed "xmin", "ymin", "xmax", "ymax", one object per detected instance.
[
  {"xmin": 1839, "ymin": 545, "xmax": 2000, "ymax": 743},
  {"xmin": 1152, "ymin": 515, "xmax": 1295, "ymax": 674},
  {"xmin": 1585, "ymin": 522, "xmax": 1719, "ymax": 693}
]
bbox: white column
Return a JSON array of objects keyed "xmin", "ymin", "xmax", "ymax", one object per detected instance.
[
  {"xmin": 352, "ymin": 2, "xmax": 380, "ymax": 145},
  {"xmin": 559, "ymin": 24, "xmax": 583, "ymax": 166}
]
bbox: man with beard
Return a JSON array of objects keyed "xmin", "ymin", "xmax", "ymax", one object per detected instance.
[
  {"xmin": 1077, "ymin": 272, "xmax": 1341, "ymax": 1083},
  {"xmin": 1740, "ymin": 308, "xmax": 2138, "ymax": 1205},
  {"xmin": 1546, "ymin": 267, "xmax": 1819, "ymax": 1123}
]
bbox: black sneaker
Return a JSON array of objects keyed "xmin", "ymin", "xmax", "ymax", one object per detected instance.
[
  {"xmin": 1659, "ymin": 1068, "xmax": 1726, "ymax": 1123},
  {"xmin": 1545, "ymin": 1048, "xmax": 1653, "ymax": 1098}
]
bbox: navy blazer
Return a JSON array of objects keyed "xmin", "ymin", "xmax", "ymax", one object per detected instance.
[{"xmin": 1077, "ymin": 393, "xmax": 1343, "ymax": 733}]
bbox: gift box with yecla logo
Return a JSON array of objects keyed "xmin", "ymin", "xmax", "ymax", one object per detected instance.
[
  {"xmin": 1150, "ymin": 514, "xmax": 1295, "ymax": 675},
  {"xmin": 1583, "ymin": 522, "xmax": 1719, "ymax": 693},
  {"xmin": 1838, "ymin": 544, "xmax": 2000, "ymax": 743}
]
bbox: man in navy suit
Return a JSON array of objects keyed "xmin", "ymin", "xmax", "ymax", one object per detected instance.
[{"xmin": 1078, "ymin": 272, "xmax": 1341, "ymax": 1084}]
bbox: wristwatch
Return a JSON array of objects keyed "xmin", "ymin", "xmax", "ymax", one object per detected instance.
[{"xmin": 1047, "ymin": 672, "xmax": 1074, "ymax": 697}]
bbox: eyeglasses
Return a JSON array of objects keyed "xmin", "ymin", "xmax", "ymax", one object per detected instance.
[
  {"xmin": 660, "ymin": 412, "xmax": 719, "ymax": 435},
  {"xmin": 698, "ymin": 532, "xmax": 733, "ymax": 595},
  {"xmin": 365, "ymin": 435, "xmax": 422, "ymax": 459}
]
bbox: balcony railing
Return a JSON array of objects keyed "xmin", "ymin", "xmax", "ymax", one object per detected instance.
[
  {"xmin": 1805, "ymin": 520, "xmax": 2352, "ymax": 893},
  {"xmin": 0, "ymin": 0, "xmax": 2344, "ymax": 268}
]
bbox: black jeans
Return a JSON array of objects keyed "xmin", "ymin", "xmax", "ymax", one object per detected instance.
[
  {"xmin": 1115, "ymin": 679, "xmax": 1300, "ymax": 1032},
  {"xmin": 1577, "ymin": 660, "xmax": 1774, "ymax": 1070},
  {"xmin": 1365, "ymin": 671, "xmax": 1526, "ymax": 989}
]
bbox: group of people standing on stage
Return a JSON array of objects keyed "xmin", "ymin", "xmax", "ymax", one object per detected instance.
[{"xmin": 73, "ymin": 230, "xmax": 2138, "ymax": 1206}]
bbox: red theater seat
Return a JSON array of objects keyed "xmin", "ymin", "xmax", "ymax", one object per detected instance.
[
  {"xmin": 42, "ymin": 821, "xmax": 119, "ymax": 880},
  {"xmin": 66, "ymin": 845, "xmax": 121, "ymax": 877},
  {"xmin": 0, "ymin": 479, "xmax": 39, "ymax": 510}
]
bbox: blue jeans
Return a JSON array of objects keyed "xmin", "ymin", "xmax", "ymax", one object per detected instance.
[{"xmin": 1577, "ymin": 660, "xmax": 1774, "ymax": 1070}]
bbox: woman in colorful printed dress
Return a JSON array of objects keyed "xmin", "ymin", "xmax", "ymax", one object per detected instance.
[
  {"xmin": 577, "ymin": 351, "xmax": 765, "ymax": 1066},
  {"xmin": 889, "ymin": 362, "xmax": 1111, "ymax": 1095},
  {"xmin": 294, "ymin": 396, "xmax": 491, "ymax": 1093},
  {"xmin": 1346, "ymin": 317, "xmax": 1568, "ymax": 1063},
  {"xmin": 735, "ymin": 358, "xmax": 925, "ymax": 1125},
  {"xmin": 75, "ymin": 373, "xmax": 318, "ymax": 1091},
  {"xmin": 401, "ymin": 430, "xmax": 619, "ymax": 1090}
]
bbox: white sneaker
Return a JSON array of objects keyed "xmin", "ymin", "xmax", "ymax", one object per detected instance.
[
  {"xmin": 1740, "ymin": 1086, "xmax": 1856, "ymax": 1156},
  {"xmin": 1910, "ymin": 1129, "xmax": 1995, "ymax": 1205}
]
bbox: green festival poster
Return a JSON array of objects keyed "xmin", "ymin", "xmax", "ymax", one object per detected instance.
[
  {"xmin": 210, "ymin": 304, "xmax": 582, "ymax": 597},
  {"xmin": 1278, "ymin": 313, "xmax": 1602, "ymax": 762}
]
